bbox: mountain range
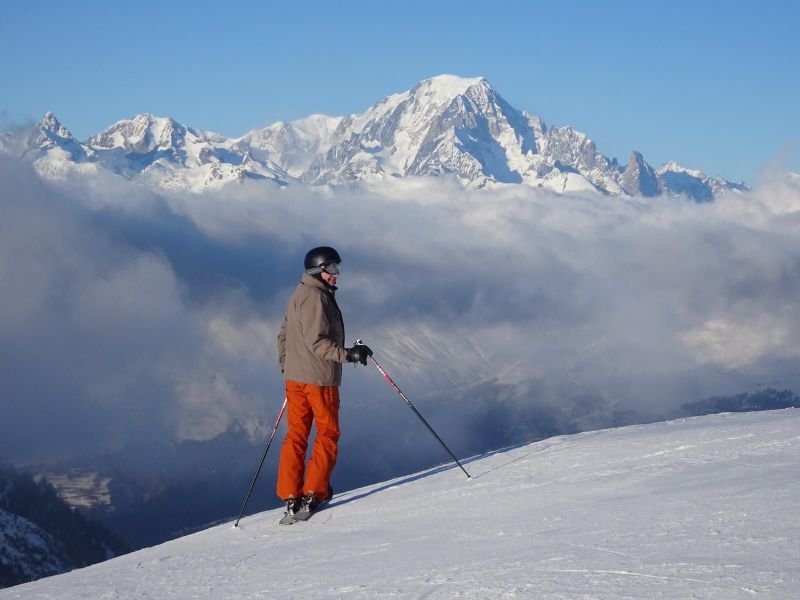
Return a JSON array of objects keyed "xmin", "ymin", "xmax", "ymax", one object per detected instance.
[{"xmin": 1, "ymin": 75, "xmax": 747, "ymax": 199}]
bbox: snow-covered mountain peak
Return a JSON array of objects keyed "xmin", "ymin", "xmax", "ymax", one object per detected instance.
[
  {"xmin": 239, "ymin": 114, "xmax": 344, "ymax": 178},
  {"xmin": 302, "ymin": 74, "xmax": 529, "ymax": 185},
  {"xmin": 37, "ymin": 112, "xmax": 73, "ymax": 139},
  {"xmin": 412, "ymin": 74, "xmax": 489, "ymax": 102},
  {"xmin": 17, "ymin": 112, "xmax": 92, "ymax": 172},
  {"xmin": 658, "ymin": 160, "xmax": 703, "ymax": 178},
  {"xmin": 654, "ymin": 159, "xmax": 748, "ymax": 200},
  {"xmin": 659, "ymin": 160, "xmax": 684, "ymax": 173},
  {"xmin": 347, "ymin": 75, "xmax": 492, "ymax": 133},
  {"xmin": 289, "ymin": 113, "xmax": 342, "ymax": 133},
  {"xmin": 87, "ymin": 113, "xmax": 189, "ymax": 151},
  {"xmin": 401, "ymin": 75, "xmax": 498, "ymax": 119}
]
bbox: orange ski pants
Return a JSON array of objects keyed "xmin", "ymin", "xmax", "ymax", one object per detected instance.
[{"xmin": 276, "ymin": 381, "xmax": 340, "ymax": 501}]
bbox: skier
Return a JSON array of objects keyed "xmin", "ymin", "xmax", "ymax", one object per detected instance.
[{"xmin": 276, "ymin": 246, "xmax": 372, "ymax": 522}]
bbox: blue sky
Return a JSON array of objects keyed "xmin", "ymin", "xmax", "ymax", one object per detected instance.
[{"xmin": 1, "ymin": 0, "xmax": 797, "ymax": 184}]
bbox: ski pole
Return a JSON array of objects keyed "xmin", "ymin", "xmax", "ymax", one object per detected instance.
[
  {"xmin": 234, "ymin": 397, "xmax": 287, "ymax": 527},
  {"xmin": 357, "ymin": 340, "xmax": 471, "ymax": 479}
]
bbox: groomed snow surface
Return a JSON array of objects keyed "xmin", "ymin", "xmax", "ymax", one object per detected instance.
[{"xmin": 4, "ymin": 410, "xmax": 798, "ymax": 599}]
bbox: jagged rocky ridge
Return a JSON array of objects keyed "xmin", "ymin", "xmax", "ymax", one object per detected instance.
[{"xmin": 0, "ymin": 75, "xmax": 747, "ymax": 199}]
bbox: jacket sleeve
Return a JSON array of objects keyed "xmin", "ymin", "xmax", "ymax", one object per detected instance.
[
  {"xmin": 300, "ymin": 293, "xmax": 348, "ymax": 363},
  {"xmin": 277, "ymin": 315, "xmax": 287, "ymax": 373}
]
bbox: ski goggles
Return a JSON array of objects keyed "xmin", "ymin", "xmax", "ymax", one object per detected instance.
[
  {"xmin": 323, "ymin": 262, "xmax": 341, "ymax": 275},
  {"xmin": 306, "ymin": 262, "xmax": 341, "ymax": 275}
]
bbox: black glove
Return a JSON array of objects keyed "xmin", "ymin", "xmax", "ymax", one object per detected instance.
[{"xmin": 346, "ymin": 344, "xmax": 373, "ymax": 366}]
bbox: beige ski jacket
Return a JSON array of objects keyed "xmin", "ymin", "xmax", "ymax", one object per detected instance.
[{"xmin": 277, "ymin": 273, "xmax": 348, "ymax": 386}]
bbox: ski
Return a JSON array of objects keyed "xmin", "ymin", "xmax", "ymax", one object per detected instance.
[
  {"xmin": 278, "ymin": 497, "xmax": 302, "ymax": 526},
  {"xmin": 278, "ymin": 511, "xmax": 298, "ymax": 526},
  {"xmin": 292, "ymin": 497, "xmax": 330, "ymax": 522},
  {"xmin": 279, "ymin": 491, "xmax": 333, "ymax": 524}
]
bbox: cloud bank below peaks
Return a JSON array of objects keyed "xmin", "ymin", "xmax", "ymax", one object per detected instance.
[{"xmin": 1, "ymin": 158, "xmax": 799, "ymax": 463}]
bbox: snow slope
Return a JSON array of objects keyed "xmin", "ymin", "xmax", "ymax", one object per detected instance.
[
  {"xmin": 3, "ymin": 410, "xmax": 798, "ymax": 599},
  {"xmin": 0, "ymin": 511, "xmax": 69, "ymax": 585}
]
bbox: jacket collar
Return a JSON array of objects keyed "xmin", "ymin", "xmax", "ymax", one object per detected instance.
[{"xmin": 301, "ymin": 272, "xmax": 337, "ymax": 293}]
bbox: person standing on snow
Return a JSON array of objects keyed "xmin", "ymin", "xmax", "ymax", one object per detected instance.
[{"xmin": 276, "ymin": 246, "xmax": 372, "ymax": 521}]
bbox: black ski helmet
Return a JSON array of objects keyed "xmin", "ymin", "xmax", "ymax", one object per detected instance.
[{"xmin": 304, "ymin": 246, "xmax": 341, "ymax": 273}]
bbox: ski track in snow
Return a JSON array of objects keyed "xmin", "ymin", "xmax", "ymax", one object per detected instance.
[{"xmin": 3, "ymin": 410, "xmax": 798, "ymax": 599}]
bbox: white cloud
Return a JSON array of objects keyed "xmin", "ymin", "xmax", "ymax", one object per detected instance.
[
  {"xmin": 682, "ymin": 313, "xmax": 800, "ymax": 370},
  {"xmin": 2, "ymin": 155, "xmax": 800, "ymax": 464}
]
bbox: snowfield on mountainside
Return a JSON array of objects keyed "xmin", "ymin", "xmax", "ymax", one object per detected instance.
[{"xmin": 3, "ymin": 410, "xmax": 798, "ymax": 599}]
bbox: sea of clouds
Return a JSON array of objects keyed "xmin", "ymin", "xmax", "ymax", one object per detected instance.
[{"xmin": 1, "ymin": 155, "xmax": 799, "ymax": 471}]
